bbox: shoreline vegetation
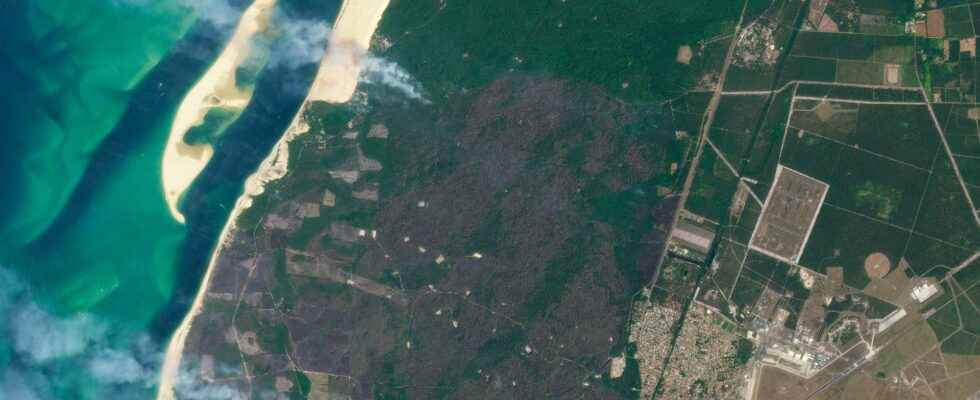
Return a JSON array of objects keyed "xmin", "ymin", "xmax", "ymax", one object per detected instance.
[
  {"xmin": 155, "ymin": 0, "xmax": 392, "ymax": 397},
  {"xmin": 161, "ymin": 0, "xmax": 276, "ymax": 224}
]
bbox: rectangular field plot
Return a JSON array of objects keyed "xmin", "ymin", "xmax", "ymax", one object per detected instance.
[
  {"xmin": 780, "ymin": 56, "xmax": 837, "ymax": 83},
  {"xmin": 792, "ymin": 32, "xmax": 868, "ymax": 60},
  {"xmin": 734, "ymin": 89, "xmax": 794, "ymax": 185},
  {"xmin": 790, "ymin": 99, "xmax": 859, "ymax": 142},
  {"xmin": 945, "ymin": 4, "xmax": 976, "ymax": 39},
  {"xmin": 854, "ymin": 104, "xmax": 938, "ymax": 169},
  {"xmin": 823, "ymin": 147, "xmax": 929, "ymax": 228},
  {"xmin": 795, "ymin": 84, "xmax": 922, "ymax": 102},
  {"xmin": 749, "ymin": 165, "xmax": 829, "ymax": 263},
  {"xmin": 708, "ymin": 91, "xmax": 792, "ymax": 181},
  {"xmin": 723, "ymin": 64, "xmax": 778, "ymax": 92},
  {"xmin": 789, "ymin": 101, "xmax": 939, "ymax": 170},
  {"xmin": 686, "ymin": 147, "xmax": 739, "ymax": 223},
  {"xmin": 791, "ymin": 31, "xmax": 914, "ymax": 63},
  {"xmin": 938, "ymin": 105, "xmax": 980, "ymax": 201},
  {"xmin": 778, "ymin": 129, "xmax": 844, "ymax": 191},
  {"xmin": 712, "ymin": 95, "xmax": 768, "ymax": 133},
  {"xmin": 934, "ymin": 105, "xmax": 980, "ymax": 157},
  {"xmin": 913, "ymin": 158, "xmax": 980, "ymax": 248},
  {"xmin": 837, "ymin": 60, "xmax": 885, "ymax": 85},
  {"xmin": 785, "ymin": 103, "xmax": 939, "ymax": 228}
]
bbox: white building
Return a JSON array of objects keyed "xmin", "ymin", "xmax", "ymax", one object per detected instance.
[{"xmin": 912, "ymin": 283, "xmax": 939, "ymax": 303}]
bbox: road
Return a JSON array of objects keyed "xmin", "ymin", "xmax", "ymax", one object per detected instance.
[
  {"xmin": 942, "ymin": 251, "xmax": 980, "ymax": 284},
  {"xmin": 650, "ymin": 0, "xmax": 751, "ymax": 290},
  {"xmin": 653, "ymin": 0, "xmax": 813, "ymax": 397},
  {"xmin": 647, "ymin": 1, "xmax": 753, "ymax": 398},
  {"xmin": 916, "ymin": 69, "xmax": 980, "ymax": 228}
]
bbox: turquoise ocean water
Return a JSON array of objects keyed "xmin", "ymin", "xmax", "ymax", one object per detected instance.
[{"xmin": 0, "ymin": 0, "xmax": 338, "ymax": 397}]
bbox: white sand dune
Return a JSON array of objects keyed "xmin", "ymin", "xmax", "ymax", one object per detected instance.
[
  {"xmin": 160, "ymin": 0, "xmax": 276, "ymax": 224},
  {"xmin": 156, "ymin": 0, "xmax": 391, "ymax": 398}
]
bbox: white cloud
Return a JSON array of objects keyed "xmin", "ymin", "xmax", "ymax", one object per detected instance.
[
  {"xmin": 0, "ymin": 267, "xmax": 238, "ymax": 399},
  {"xmin": 11, "ymin": 304, "xmax": 105, "ymax": 363},
  {"xmin": 268, "ymin": 17, "xmax": 332, "ymax": 70}
]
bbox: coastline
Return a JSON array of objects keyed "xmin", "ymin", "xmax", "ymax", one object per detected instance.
[
  {"xmin": 160, "ymin": 0, "xmax": 276, "ymax": 224},
  {"xmin": 155, "ymin": 0, "xmax": 391, "ymax": 398}
]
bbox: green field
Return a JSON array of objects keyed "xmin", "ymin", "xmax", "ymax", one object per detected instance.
[
  {"xmin": 866, "ymin": 296, "xmax": 899, "ymax": 319},
  {"xmin": 792, "ymin": 32, "xmax": 913, "ymax": 63},
  {"xmin": 825, "ymin": 147, "xmax": 928, "ymax": 227},
  {"xmin": 944, "ymin": 4, "xmax": 976, "ymax": 38},
  {"xmin": 779, "ymin": 128, "xmax": 845, "ymax": 184},
  {"xmin": 800, "ymin": 206, "xmax": 909, "ymax": 289},
  {"xmin": 912, "ymin": 158, "xmax": 980, "ymax": 249},
  {"xmin": 687, "ymin": 148, "xmax": 740, "ymax": 223}
]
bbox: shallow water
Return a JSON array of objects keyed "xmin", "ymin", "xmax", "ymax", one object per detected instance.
[
  {"xmin": 0, "ymin": 0, "xmax": 339, "ymax": 396},
  {"xmin": 0, "ymin": 0, "xmax": 221, "ymax": 397},
  {"xmin": 0, "ymin": 0, "xmax": 194, "ymax": 253}
]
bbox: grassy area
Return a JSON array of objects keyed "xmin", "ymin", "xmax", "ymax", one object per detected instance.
[
  {"xmin": 731, "ymin": 272, "xmax": 765, "ymax": 311},
  {"xmin": 926, "ymin": 284, "xmax": 961, "ymax": 343},
  {"xmin": 699, "ymin": 240, "xmax": 746, "ymax": 314},
  {"xmin": 686, "ymin": 149, "xmax": 740, "ymax": 223},
  {"xmin": 801, "ymin": 206, "xmax": 909, "ymax": 289},
  {"xmin": 913, "ymin": 159, "xmax": 980, "ymax": 249},
  {"xmin": 709, "ymin": 96, "xmax": 770, "ymax": 163},
  {"xmin": 866, "ymin": 295, "xmax": 899, "ymax": 319},
  {"xmin": 827, "ymin": 147, "xmax": 928, "ymax": 228}
]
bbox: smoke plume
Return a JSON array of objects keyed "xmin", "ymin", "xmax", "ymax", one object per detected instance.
[{"xmin": 360, "ymin": 55, "xmax": 428, "ymax": 102}]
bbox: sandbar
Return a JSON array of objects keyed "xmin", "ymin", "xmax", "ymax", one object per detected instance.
[
  {"xmin": 155, "ymin": 0, "xmax": 391, "ymax": 398},
  {"xmin": 160, "ymin": 0, "xmax": 275, "ymax": 224}
]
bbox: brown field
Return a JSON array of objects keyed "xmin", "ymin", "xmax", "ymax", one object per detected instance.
[
  {"xmin": 755, "ymin": 345, "xmax": 868, "ymax": 400},
  {"xmin": 755, "ymin": 366, "xmax": 810, "ymax": 400},
  {"xmin": 838, "ymin": 372, "xmax": 918, "ymax": 400},
  {"xmin": 930, "ymin": 369, "xmax": 980, "ymax": 400},
  {"xmin": 750, "ymin": 165, "xmax": 829, "ymax": 263},
  {"xmin": 865, "ymin": 252, "xmax": 892, "ymax": 279},
  {"xmin": 828, "ymin": 266, "xmax": 845, "ymax": 287},
  {"xmin": 874, "ymin": 316, "xmax": 938, "ymax": 372},
  {"xmin": 942, "ymin": 352, "xmax": 980, "ymax": 377},
  {"xmin": 864, "ymin": 259, "xmax": 916, "ymax": 307},
  {"xmin": 875, "ymin": 309, "xmax": 932, "ymax": 345},
  {"xmin": 914, "ymin": 352, "xmax": 949, "ymax": 385}
]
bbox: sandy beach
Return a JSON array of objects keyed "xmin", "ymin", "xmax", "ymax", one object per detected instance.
[
  {"xmin": 160, "ymin": 0, "xmax": 276, "ymax": 224},
  {"xmin": 155, "ymin": 0, "xmax": 391, "ymax": 398}
]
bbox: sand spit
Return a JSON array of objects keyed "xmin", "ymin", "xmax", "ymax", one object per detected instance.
[
  {"xmin": 160, "ymin": 0, "xmax": 276, "ymax": 224},
  {"xmin": 155, "ymin": 0, "xmax": 391, "ymax": 398}
]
